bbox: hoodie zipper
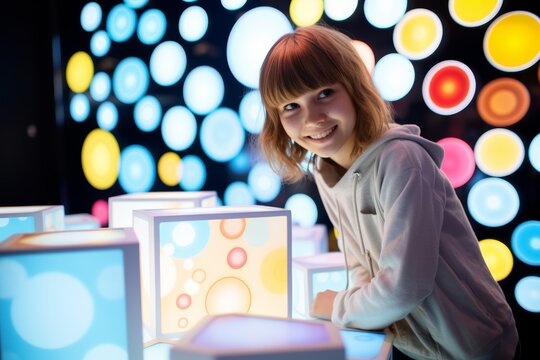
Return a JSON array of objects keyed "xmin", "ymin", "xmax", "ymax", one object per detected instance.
[{"xmin": 352, "ymin": 172, "xmax": 375, "ymax": 279}]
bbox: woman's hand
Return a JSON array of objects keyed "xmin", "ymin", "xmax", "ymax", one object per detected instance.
[{"xmin": 310, "ymin": 290, "xmax": 337, "ymax": 320}]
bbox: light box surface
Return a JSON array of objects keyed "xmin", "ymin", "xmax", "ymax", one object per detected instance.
[
  {"xmin": 291, "ymin": 224, "xmax": 328, "ymax": 258},
  {"xmin": 0, "ymin": 205, "xmax": 64, "ymax": 243}
]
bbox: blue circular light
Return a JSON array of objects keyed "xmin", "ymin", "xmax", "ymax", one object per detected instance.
[
  {"xmin": 285, "ymin": 194, "xmax": 318, "ymax": 227},
  {"xmin": 179, "ymin": 155, "xmax": 206, "ymax": 191},
  {"xmin": 134, "ymin": 95, "xmax": 162, "ymax": 132},
  {"xmin": 224, "ymin": 181, "xmax": 255, "ymax": 206},
  {"xmin": 364, "ymin": 0, "xmax": 407, "ymax": 29},
  {"xmin": 96, "ymin": 101, "xmax": 118, "ymax": 131},
  {"xmin": 373, "ymin": 53, "xmax": 415, "ymax": 101},
  {"xmin": 229, "ymin": 151, "xmax": 251, "ymax": 174},
  {"xmin": 161, "ymin": 106, "xmax": 197, "ymax": 151},
  {"xmin": 137, "ymin": 9, "xmax": 166, "ymax": 45},
  {"xmin": 90, "ymin": 30, "xmax": 110, "ymax": 57},
  {"xmin": 247, "ymin": 162, "xmax": 281, "ymax": 202},
  {"xmin": 106, "ymin": 4, "xmax": 137, "ymax": 43},
  {"xmin": 467, "ymin": 177, "xmax": 520, "ymax": 227},
  {"xmin": 200, "ymin": 108, "xmax": 245, "ymax": 162},
  {"xmin": 183, "ymin": 66, "xmax": 224, "ymax": 115},
  {"xmin": 124, "ymin": 0, "xmax": 149, "ymax": 9},
  {"xmin": 112, "ymin": 57, "xmax": 149, "ymax": 104},
  {"xmin": 529, "ymin": 133, "xmax": 540, "ymax": 172},
  {"xmin": 239, "ymin": 90, "xmax": 265, "ymax": 134},
  {"xmin": 81, "ymin": 2, "xmax": 102, "ymax": 32},
  {"xmin": 69, "ymin": 94, "xmax": 90, "ymax": 122},
  {"xmin": 512, "ymin": 221, "xmax": 540, "ymax": 266},
  {"xmin": 221, "ymin": 0, "xmax": 247, "ymax": 11},
  {"xmin": 150, "ymin": 41, "xmax": 187, "ymax": 86},
  {"xmin": 515, "ymin": 276, "xmax": 540, "ymax": 312},
  {"xmin": 179, "ymin": 6, "xmax": 208, "ymax": 42},
  {"xmin": 160, "ymin": 220, "xmax": 210, "ymax": 259},
  {"xmin": 90, "ymin": 72, "xmax": 111, "ymax": 102},
  {"xmin": 119, "ymin": 145, "xmax": 156, "ymax": 193}
]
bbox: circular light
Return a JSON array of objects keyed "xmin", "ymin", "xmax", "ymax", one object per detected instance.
[
  {"xmin": 449, "ymin": 0, "xmax": 502, "ymax": 27},
  {"xmin": 229, "ymin": 151, "xmax": 251, "ymax": 174},
  {"xmin": 515, "ymin": 276, "xmax": 540, "ymax": 312},
  {"xmin": 479, "ymin": 239, "xmax": 513, "ymax": 281},
  {"xmin": 112, "ymin": 57, "xmax": 149, "ymax": 104},
  {"xmin": 221, "ymin": 0, "xmax": 247, "ymax": 11},
  {"xmin": 512, "ymin": 221, "xmax": 540, "ymax": 266},
  {"xmin": 474, "ymin": 128, "xmax": 524, "ymax": 177},
  {"xmin": 477, "ymin": 77, "xmax": 530, "ymax": 127},
  {"xmin": 66, "ymin": 51, "xmax": 94, "ymax": 93},
  {"xmin": 158, "ymin": 152, "xmax": 181, "ymax": 186},
  {"xmin": 124, "ymin": 0, "xmax": 149, "ymax": 9},
  {"xmin": 324, "ymin": 0, "xmax": 358, "ymax": 21},
  {"xmin": 90, "ymin": 30, "xmax": 110, "ymax": 57},
  {"xmin": 364, "ymin": 0, "xmax": 407, "ymax": 29},
  {"xmin": 290, "ymin": 0, "xmax": 324, "ymax": 27},
  {"xmin": 529, "ymin": 133, "xmax": 540, "ymax": 172},
  {"xmin": 394, "ymin": 8, "xmax": 443, "ymax": 60},
  {"xmin": 247, "ymin": 162, "xmax": 281, "ymax": 203},
  {"xmin": 224, "ymin": 181, "xmax": 255, "ymax": 206},
  {"xmin": 69, "ymin": 94, "xmax": 90, "ymax": 122},
  {"xmin": 239, "ymin": 90, "xmax": 265, "ymax": 134},
  {"xmin": 137, "ymin": 9, "xmax": 166, "ymax": 45},
  {"xmin": 96, "ymin": 101, "xmax": 118, "ymax": 131},
  {"xmin": 91, "ymin": 199, "xmax": 108, "ymax": 226},
  {"xmin": 161, "ymin": 106, "xmax": 197, "ymax": 151},
  {"xmin": 200, "ymin": 108, "xmax": 245, "ymax": 162},
  {"xmin": 89, "ymin": 72, "xmax": 111, "ymax": 102},
  {"xmin": 134, "ymin": 95, "xmax": 162, "ymax": 132},
  {"xmin": 179, "ymin": 6, "xmax": 208, "ymax": 42},
  {"xmin": 484, "ymin": 11, "xmax": 540, "ymax": 72},
  {"xmin": 106, "ymin": 4, "xmax": 136, "ymax": 42},
  {"xmin": 467, "ymin": 177, "xmax": 519, "ymax": 227},
  {"xmin": 437, "ymin": 137, "xmax": 475, "ymax": 188},
  {"xmin": 285, "ymin": 194, "xmax": 318, "ymax": 227},
  {"xmin": 422, "ymin": 60, "xmax": 475, "ymax": 115},
  {"xmin": 373, "ymin": 53, "xmax": 415, "ymax": 101},
  {"xmin": 179, "ymin": 155, "xmax": 206, "ymax": 191},
  {"xmin": 150, "ymin": 41, "xmax": 187, "ymax": 86},
  {"xmin": 81, "ymin": 129, "xmax": 120, "ymax": 190},
  {"xmin": 351, "ymin": 40, "xmax": 375, "ymax": 74},
  {"xmin": 183, "ymin": 66, "xmax": 224, "ymax": 115},
  {"xmin": 227, "ymin": 7, "xmax": 293, "ymax": 88},
  {"xmin": 119, "ymin": 145, "xmax": 156, "ymax": 193},
  {"xmin": 81, "ymin": 2, "xmax": 102, "ymax": 32}
]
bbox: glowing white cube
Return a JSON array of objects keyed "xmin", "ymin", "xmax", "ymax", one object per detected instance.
[
  {"xmin": 109, "ymin": 191, "xmax": 217, "ymax": 228},
  {"xmin": 170, "ymin": 313, "xmax": 345, "ymax": 360},
  {"xmin": 0, "ymin": 228, "xmax": 143, "ymax": 359},
  {"xmin": 132, "ymin": 205, "xmax": 291, "ymax": 343},
  {"xmin": 65, "ymin": 213, "xmax": 101, "ymax": 230},
  {"xmin": 291, "ymin": 224, "xmax": 328, "ymax": 258},
  {"xmin": 292, "ymin": 252, "xmax": 348, "ymax": 318},
  {"xmin": 0, "ymin": 205, "xmax": 64, "ymax": 243}
]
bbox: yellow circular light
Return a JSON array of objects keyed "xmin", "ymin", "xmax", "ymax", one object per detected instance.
[
  {"xmin": 81, "ymin": 129, "xmax": 120, "ymax": 190},
  {"xmin": 474, "ymin": 129, "xmax": 524, "ymax": 177},
  {"xmin": 260, "ymin": 248, "xmax": 287, "ymax": 294},
  {"xmin": 66, "ymin": 51, "xmax": 94, "ymax": 93},
  {"xmin": 290, "ymin": 0, "xmax": 324, "ymax": 27},
  {"xmin": 449, "ymin": 0, "xmax": 502, "ymax": 27},
  {"xmin": 479, "ymin": 239, "xmax": 513, "ymax": 281},
  {"xmin": 484, "ymin": 11, "xmax": 540, "ymax": 72},
  {"xmin": 394, "ymin": 8, "xmax": 442, "ymax": 60},
  {"xmin": 158, "ymin": 152, "xmax": 181, "ymax": 186}
]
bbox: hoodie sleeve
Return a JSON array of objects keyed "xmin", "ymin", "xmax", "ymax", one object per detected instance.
[{"xmin": 332, "ymin": 141, "xmax": 446, "ymax": 330}]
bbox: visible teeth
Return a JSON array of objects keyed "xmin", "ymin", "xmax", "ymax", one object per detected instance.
[{"xmin": 310, "ymin": 126, "xmax": 335, "ymax": 140}]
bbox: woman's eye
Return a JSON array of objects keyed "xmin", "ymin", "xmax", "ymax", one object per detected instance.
[
  {"xmin": 283, "ymin": 103, "xmax": 298, "ymax": 111},
  {"xmin": 319, "ymin": 88, "xmax": 334, "ymax": 99}
]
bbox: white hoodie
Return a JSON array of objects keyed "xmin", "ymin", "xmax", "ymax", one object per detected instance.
[{"xmin": 314, "ymin": 124, "xmax": 518, "ymax": 359}]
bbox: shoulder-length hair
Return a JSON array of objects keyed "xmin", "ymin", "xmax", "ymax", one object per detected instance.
[{"xmin": 258, "ymin": 24, "xmax": 393, "ymax": 182}]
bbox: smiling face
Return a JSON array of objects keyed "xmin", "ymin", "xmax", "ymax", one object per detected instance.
[{"xmin": 278, "ymin": 83, "xmax": 357, "ymax": 169}]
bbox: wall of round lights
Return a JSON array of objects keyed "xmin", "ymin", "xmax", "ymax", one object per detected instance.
[{"xmin": 65, "ymin": 0, "xmax": 539, "ymax": 318}]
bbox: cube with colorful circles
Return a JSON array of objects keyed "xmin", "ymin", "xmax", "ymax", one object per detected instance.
[
  {"xmin": 132, "ymin": 205, "xmax": 291, "ymax": 342},
  {"xmin": 108, "ymin": 191, "xmax": 218, "ymax": 228},
  {"xmin": 0, "ymin": 228, "xmax": 143, "ymax": 359},
  {"xmin": 0, "ymin": 205, "xmax": 65, "ymax": 243}
]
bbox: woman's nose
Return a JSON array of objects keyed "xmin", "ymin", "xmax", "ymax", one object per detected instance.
[{"xmin": 304, "ymin": 105, "xmax": 326, "ymax": 125}]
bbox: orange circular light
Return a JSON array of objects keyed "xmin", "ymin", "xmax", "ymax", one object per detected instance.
[{"xmin": 477, "ymin": 78, "xmax": 530, "ymax": 127}]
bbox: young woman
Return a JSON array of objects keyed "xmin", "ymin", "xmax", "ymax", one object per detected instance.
[{"xmin": 258, "ymin": 25, "xmax": 518, "ymax": 359}]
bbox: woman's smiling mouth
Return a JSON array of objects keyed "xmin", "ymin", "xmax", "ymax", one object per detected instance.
[{"xmin": 307, "ymin": 125, "xmax": 337, "ymax": 140}]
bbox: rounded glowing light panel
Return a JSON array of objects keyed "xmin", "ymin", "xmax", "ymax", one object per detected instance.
[
  {"xmin": 224, "ymin": 181, "xmax": 255, "ymax": 206},
  {"xmin": 239, "ymin": 90, "xmax": 265, "ymax": 134},
  {"xmin": 285, "ymin": 194, "xmax": 318, "ymax": 227},
  {"xmin": 81, "ymin": 2, "xmax": 102, "ymax": 32},
  {"xmin": 449, "ymin": 0, "xmax": 502, "ymax": 27},
  {"xmin": 106, "ymin": 4, "xmax": 136, "ymax": 43},
  {"xmin": 227, "ymin": 7, "xmax": 293, "ymax": 89},
  {"xmin": 90, "ymin": 72, "xmax": 111, "ymax": 102},
  {"xmin": 422, "ymin": 60, "xmax": 475, "ymax": 115},
  {"xmin": 92, "ymin": 199, "xmax": 109, "ymax": 226},
  {"xmin": 179, "ymin": 6, "xmax": 208, "ymax": 42},
  {"xmin": 125, "ymin": 0, "xmax": 148, "ymax": 9},
  {"xmin": 96, "ymin": 102, "xmax": 118, "ymax": 131},
  {"xmin": 112, "ymin": 57, "xmax": 149, "ymax": 104},
  {"xmin": 179, "ymin": 155, "xmax": 206, "ymax": 191},
  {"xmin": 484, "ymin": 11, "xmax": 540, "ymax": 72},
  {"xmin": 134, "ymin": 95, "xmax": 162, "ymax": 132},
  {"xmin": 81, "ymin": 129, "xmax": 120, "ymax": 190},
  {"xmin": 221, "ymin": 0, "xmax": 247, "ymax": 11},
  {"xmin": 70, "ymin": 94, "xmax": 90, "ymax": 122},
  {"xmin": 474, "ymin": 128, "xmax": 524, "ymax": 177},
  {"xmin": 373, "ymin": 53, "xmax": 415, "ymax": 101},
  {"xmin": 183, "ymin": 66, "xmax": 224, "ymax": 115},
  {"xmin": 161, "ymin": 106, "xmax": 197, "ymax": 151},
  {"xmin": 200, "ymin": 108, "xmax": 245, "ymax": 162},
  {"xmin": 324, "ymin": 0, "xmax": 358, "ymax": 21},
  {"xmin": 90, "ymin": 30, "xmax": 111, "ymax": 57},
  {"xmin": 150, "ymin": 41, "xmax": 187, "ymax": 86},
  {"xmin": 158, "ymin": 152, "xmax": 181, "ymax": 187},
  {"xmin": 477, "ymin": 77, "xmax": 530, "ymax": 127},
  {"xmin": 289, "ymin": 0, "xmax": 324, "ymax": 27},
  {"xmin": 512, "ymin": 221, "xmax": 540, "ymax": 266},
  {"xmin": 437, "ymin": 137, "xmax": 475, "ymax": 188},
  {"xmin": 529, "ymin": 133, "xmax": 540, "ymax": 172},
  {"xmin": 119, "ymin": 145, "xmax": 155, "ymax": 193},
  {"xmin": 394, "ymin": 8, "xmax": 443, "ymax": 60},
  {"xmin": 479, "ymin": 239, "xmax": 513, "ymax": 281},
  {"xmin": 467, "ymin": 177, "xmax": 519, "ymax": 227},
  {"xmin": 351, "ymin": 40, "xmax": 375, "ymax": 74},
  {"xmin": 66, "ymin": 51, "xmax": 94, "ymax": 93},
  {"xmin": 364, "ymin": 0, "xmax": 407, "ymax": 29},
  {"xmin": 247, "ymin": 162, "xmax": 281, "ymax": 203},
  {"xmin": 137, "ymin": 9, "xmax": 166, "ymax": 45},
  {"xmin": 515, "ymin": 276, "xmax": 540, "ymax": 312}
]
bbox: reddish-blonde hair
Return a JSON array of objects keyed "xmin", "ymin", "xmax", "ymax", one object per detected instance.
[{"xmin": 258, "ymin": 25, "xmax": 393, "ymax": 182}]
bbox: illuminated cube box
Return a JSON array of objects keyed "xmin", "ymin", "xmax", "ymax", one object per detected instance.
[
  {"xmin": 65, "ymin": 213, "xmax": 101, "ymax": 230},
  {"xmin": 170, "ymin": 313, "xmax": 345, "ymax": 360},
  {"xmin": 340, "ymin": 328, "xmax": 394, "ymax": 360},
  {"xmin": 0, "ymin": 205, "xmax": 64, "ymax": 243},
  {"xmin": 0, "ymin": 228, "xmax": 143, "ymax": 360},
  {"xmin": 292, "ymin": 252, "xmax": 348, "ymax": 319},
  {"xmin": 109, "ymin": 191, "xmax": 218, "ymax": 228},
  {"xmin": 291, "ymin": 224, "xmax": 328, "ymax": 258},
  {"xmin": 132, "ymin": 205, "xmax": 291, "ymax": 342}
]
